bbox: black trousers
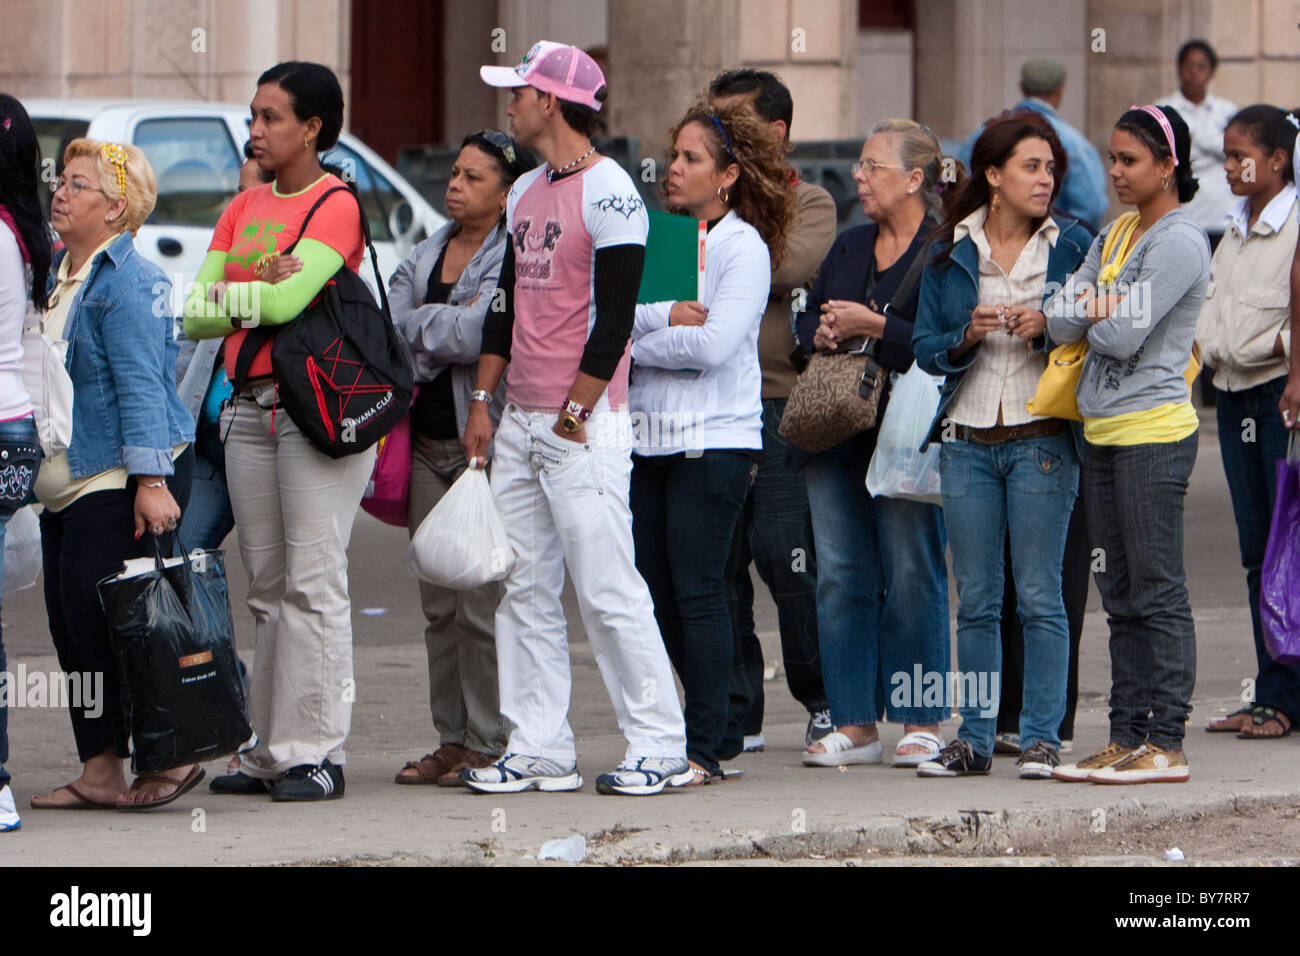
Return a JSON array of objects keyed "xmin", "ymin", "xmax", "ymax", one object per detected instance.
[
  {"xmin": 41, "ymin": 449, "xmax": 193, "ymax": 762},
  {"xmin": 996, "ymin": 474, "xmax": 1089, "ymax": 740}
]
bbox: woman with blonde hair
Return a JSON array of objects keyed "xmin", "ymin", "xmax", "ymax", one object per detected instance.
[
  {"xmin": 29, "ymin": 137, "xmax": 197, "ymax": 811},
  {"xmin": 795, "ymin": 119, "xmax": 952, "ymax": 770}
]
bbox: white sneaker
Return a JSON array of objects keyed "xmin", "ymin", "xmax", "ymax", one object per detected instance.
[
  {"xmin": 0, "ymin": 784, "xmax": 20, "ymax": 832},
  {"xmin": 461, "ymin": 753, "xmax": 583, "ymax": 793},
  {"xmin": 742, "ymin": 733, "xmax": 766, "ymax": 753},
  {"xmin": 595, "ymin": 757, "xmax": 688, "ymax": 796}
]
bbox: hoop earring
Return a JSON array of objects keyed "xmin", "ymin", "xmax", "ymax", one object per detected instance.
[
  {"xmin": 1162, "ymin": 174, "xmax": 1170, "ymax": 190},
  {"xmin": 304, "ymin": 139, "xmax": 311, "ymax": 149},
  {"xmin": 717, "ymin": 185, "xmax": 729, "ymax": 205},
  {"xmin": 990, "ymin": 191, "xmax": 1001, "ymax": 215}
]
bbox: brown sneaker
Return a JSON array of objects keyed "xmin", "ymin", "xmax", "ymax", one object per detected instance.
[
  {"xmin": 395, "ymin": 744, "xmax": 470, "ymax": 784},
  {"xmin": 1051, "ymin": 741, "xmax": 1135, "ymax": 782},
  {"xmin": 1087, "ymin": 743, "xmax": 1189, "ymax": 784},
  {"xmin": 437, "ymin": 749, "xmax": 498, "ymax": 787}
]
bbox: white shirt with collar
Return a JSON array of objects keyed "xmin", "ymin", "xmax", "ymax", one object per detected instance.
[
  {"xmin": 1196, "ymin": 183, "xmax": 1298, "ymax": 391},
  {"xmin": 1157, "ymin": 88, "xmax": 1238, "ymax": 235},
  {"xmin": 947, "ymin": 205, "xmax": 1058, "ymax": 429}
]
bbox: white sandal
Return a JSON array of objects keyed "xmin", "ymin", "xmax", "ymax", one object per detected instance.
[
  {"xmin": 891, "ymin": 731, "xmax": 944, "ymax": 768},
  {"xmin": 802, "ymin": 731, "xmax": 883, "ymax": 767}
]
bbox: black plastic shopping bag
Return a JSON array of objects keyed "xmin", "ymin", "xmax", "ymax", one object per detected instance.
[{"xmin": 97, "ymin": 536, "xmax": 251, "ymax": 773}]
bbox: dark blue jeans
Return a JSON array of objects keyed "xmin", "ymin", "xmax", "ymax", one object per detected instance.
[
  {"xmin": 631, "ymin": 450, "xmax": 753, "ymax": 774},
  {"xmin": 179, "ymin": 420, "xmax": 235, "ymax": 552},
  {"xmin": 0, "ymin": 415, "xmax": 41, "ymax": 788},
  {"xmin": 726, "ymin": 398, "xmax": 827, "ymax": 737},
  {"xmin": 1216, "ymin": 376, "xmax": 1300, "ymax": 722},
  {"xmin": 1083, "ymin": 433, "xmax": 1198, "ymax": 751},
  {"xmin": 804, "ymin": 430, "xmax": 950, "ymax": 727}
]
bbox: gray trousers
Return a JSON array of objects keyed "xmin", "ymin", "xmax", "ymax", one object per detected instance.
[{"xmin": 408, "ymin": 435, "xmax": 507, "ymax": 755}]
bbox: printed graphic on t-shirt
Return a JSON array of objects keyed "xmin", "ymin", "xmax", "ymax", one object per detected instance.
[
  {"xmin": 226, "ymin": 219, "xmax": 285, "ymax": 270},
  {"xmin": 513, "ymin": 217, "xmax": 564, "ymax": 281},
  {"xmin": 592, "ymin": 192, "xmax": 646, "ymax": 220}
]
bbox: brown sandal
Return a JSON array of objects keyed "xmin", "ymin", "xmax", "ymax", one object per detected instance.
[
  {"xmin": 437, "ymin": 749, "xmax": 498, "ymax": 787},
  {"xmin": 117, "ymin": 765, "xmax": 205, "ymax": 810},
  {"xmin": 395, "ymin": 744, "xmax": 470, "ymax": 784}
]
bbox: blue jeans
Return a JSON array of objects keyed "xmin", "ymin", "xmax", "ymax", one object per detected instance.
[
  {"xmin": 727, "ymin": 398, "xmax": 827, "ymax": 736},
  {"xmin": 0, "ymin": 416, "xmax": 42, "ymax": 788},
  {"xmin": 631, "ymin": 450, "xmax": 752, "ymax": 774},
  {"xmin": 1083, "ymin": 433, "xmax": 1198, "ymax": 750},
  {"xmin": 179, "ymin": 421, "xmax": 235, "ymax": 551},
  {"xmin": 1216, "ymin": 377, "xmax": 1300, "ymax": 722},
  {"xmin": 940, "ymin": 432, "xmax": 1078, "ymax": 757},
  {"xmin": 804, "ymin": 431, "xmax": 949, "ymax": 727}
]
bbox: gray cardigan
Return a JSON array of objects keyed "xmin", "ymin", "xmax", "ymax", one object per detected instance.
[
  {"xmin": 389, "ymin": 220, "xmax": 508, "ymax": 440},
  {"xmin": 1045, "ymin": 208, "xmax": 1210, "ymax": 419}
]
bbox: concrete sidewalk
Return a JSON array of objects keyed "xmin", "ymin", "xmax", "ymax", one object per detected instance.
[{"xmin": 3, "ymin": 408, "xmax": 1299, "ymax": 865}]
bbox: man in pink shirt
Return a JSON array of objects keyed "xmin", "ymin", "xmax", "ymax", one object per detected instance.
[{"xmin": 462, "ymin": 41, "xmax": 688, "ymax": 795}]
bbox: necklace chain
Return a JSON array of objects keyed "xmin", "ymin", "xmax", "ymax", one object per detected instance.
[{"xmin": 547, "ymin": 145, "xmax": 596, "ymax": 183}]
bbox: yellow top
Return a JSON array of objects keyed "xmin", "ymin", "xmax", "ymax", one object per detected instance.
[
  {"xmin": 1080, "ymin": 212, "xmax": 1199, "ymax": 445},
  {"xmin": 34, "ymin": 237, "xmax": 185, "ymax": 513}
]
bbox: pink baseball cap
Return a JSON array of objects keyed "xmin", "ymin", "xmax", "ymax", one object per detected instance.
[{"xmin": 480, "ymin": 41, "xmax": 606, "ymax": 111}]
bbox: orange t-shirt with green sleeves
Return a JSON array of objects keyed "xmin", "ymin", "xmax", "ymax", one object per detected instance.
[{"xmin": 209, "ymin": 173, "xmax": 365, "ymax": 380}]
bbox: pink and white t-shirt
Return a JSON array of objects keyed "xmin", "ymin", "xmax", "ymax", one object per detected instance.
[{"xmin": 504, "ymin": 158, "xmax": 648, "ymax": 412}]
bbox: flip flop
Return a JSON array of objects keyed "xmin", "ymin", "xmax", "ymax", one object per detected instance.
[
  {"xmin": 1206, "ymin": 708, "xmax": 1253, "ymax": 733},
  {"xmin": 892, "ymin": 731, "xmax": 945, "ymax": 768},
  {"xmin": 802, "ymin": 731, "xmax": 883, "ymax": 767},
  {"xmin": 117, "ymin": 766, "xmax": 206, "ymax": 811},
  {"xmin": 1236, "ymin": 705, "xmax": 1292, "ymax": 740},
  {"xmin": 29, "ymin": 783, "xmax": 117, "ymax": 810}
]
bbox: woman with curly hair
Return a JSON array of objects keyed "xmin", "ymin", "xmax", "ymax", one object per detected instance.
[{"xmin": 628, "ymin": 102, "xmax": 793, "ymax": 785}]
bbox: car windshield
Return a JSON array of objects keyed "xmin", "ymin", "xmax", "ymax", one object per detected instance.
[{"xmin": 32, "ymin": 118, "xmax": 90, "ymax": 220}]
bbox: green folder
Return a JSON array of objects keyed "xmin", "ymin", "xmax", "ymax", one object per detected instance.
[{"xmin": 637, "ymin": 210, "xmax": 702, "ymax": 303}]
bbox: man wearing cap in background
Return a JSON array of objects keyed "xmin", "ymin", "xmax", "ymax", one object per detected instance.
[
  {"xmin": 956, "ymin": 56, "xmax": 1109, "ymax": 231},
  {"xmin": 462, "ymin": 41, "xmax": 689, "ymax": 796}
]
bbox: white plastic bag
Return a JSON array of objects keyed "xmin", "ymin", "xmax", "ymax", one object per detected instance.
[
  {"xmin": 2, "ymin": 505, "xmax": 42, "ymax": 597},
  {"xmin": 21, "ymin": 315, "xmax": 74, "ymax": 458},
  {"xmin": 405, "ymin": 467, "xmax": 515, "ymax": 589},
  {"xmin": 866, "ymin": 362, "xmax": 943, "ymax": 504}
]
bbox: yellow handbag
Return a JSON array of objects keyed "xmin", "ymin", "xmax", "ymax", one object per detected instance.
[{"xmin": 1026, "ymin": 213, "xmax": 1200, "ymax": 420}]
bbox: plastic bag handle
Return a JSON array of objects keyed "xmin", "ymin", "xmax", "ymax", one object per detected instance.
[{"xmin": 149, "ymin": 531, "xmax": 203, "ymax": 589}]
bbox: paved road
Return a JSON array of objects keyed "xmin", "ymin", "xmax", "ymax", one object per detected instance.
[{"xmin": 3, "ymin": 408, "xmax": 1297, "ymax": 865}]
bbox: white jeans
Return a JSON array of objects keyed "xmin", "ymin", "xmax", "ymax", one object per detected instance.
[
  {"xmin": 491, "ymin": 404, "xmax": 687, "ymax": 764},
  {"xmin": 221, "ymin": 386, "xmax": 375, "ymax": 775}
]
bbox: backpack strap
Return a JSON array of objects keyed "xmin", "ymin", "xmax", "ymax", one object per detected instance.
[{"xmin": 231, "ymin": 182, "xmax": 389, "ymax": 393}]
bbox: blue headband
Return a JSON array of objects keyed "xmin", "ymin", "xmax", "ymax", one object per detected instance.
[{"xmin": 708, "ymin": 114, "xmax": 737, "ymax": 163}]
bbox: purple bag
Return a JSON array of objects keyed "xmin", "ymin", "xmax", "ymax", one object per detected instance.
[{"xmin": 1260, "ymin": 433, "xmax": 1300, "ymax": 664}]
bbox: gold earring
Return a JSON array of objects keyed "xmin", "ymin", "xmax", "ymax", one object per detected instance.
[
  {"xmin": 991, "ymin": 191, "xmax": 1001, "ymax": 214},
  {"xmin": 304, "ymin": 139, "xmax": 311, "ymax": 149},
  {"xmin": 1162, "ymin": 174, "xmax": 1170, "ymax": 190},
  {"xmin": 717, "ymin": 185, "xmax": 729, "ymax": 205}
]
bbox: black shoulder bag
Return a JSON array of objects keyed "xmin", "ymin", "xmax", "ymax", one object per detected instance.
[{"xmin": 232, "ymin": 186, "xmax": 414, "ymax": 458}]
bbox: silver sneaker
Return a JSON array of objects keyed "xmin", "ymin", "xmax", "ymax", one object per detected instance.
[
  {"xmin": 595, "ymin": 757, "xmax": 688, "ymax": 796},
  {"xmin": 461, "ymin": 753, "xmax": 583, "ymax": 793}
]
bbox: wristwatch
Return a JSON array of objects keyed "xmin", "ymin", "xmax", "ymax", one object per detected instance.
[
  {"xmin": 470, "ymin": 389, "xmax": 493, "ymax": 404},
  {"xmin": 560, "ymin": 397, "xmax": 590, "ymax": 433}
]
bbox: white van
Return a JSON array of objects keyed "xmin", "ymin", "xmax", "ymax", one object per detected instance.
[{"xmin": 27, "ymin": 99, "xmax": 445, "ymax": 303}]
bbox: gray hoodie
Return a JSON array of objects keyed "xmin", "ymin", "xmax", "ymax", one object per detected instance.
[{"xmin": 1045, "ymin": 208, "xmax": 1210, "ymax": 419}]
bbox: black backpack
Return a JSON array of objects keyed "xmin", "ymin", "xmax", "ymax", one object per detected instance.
[{"xmin": 232, "ymin": 185, "xmax": 414, "ymax": 458}]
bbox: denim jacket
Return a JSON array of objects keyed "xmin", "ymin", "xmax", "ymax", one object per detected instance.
[
  {"xmin": 47, "ymin": 232, "xmax": 194, "ymax": 477},
  {"xmin": 910, "ymin": 217, "xmax": 1092, "ymax": 449}
]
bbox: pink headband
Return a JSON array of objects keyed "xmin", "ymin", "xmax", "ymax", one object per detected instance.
[{"xmin": 1129, "ymin": 105, "xmax": 1179, "ymax": 166}]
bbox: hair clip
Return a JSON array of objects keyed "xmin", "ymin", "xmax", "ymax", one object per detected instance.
[
  {"xmin": 1, "ymin": 118, "xmax": 10, "ymax": 131},
  {"xmin": 503, "ymin": 144, "xmax": 516, "ymax": 166},
  {"xmin": 100, "ymin": 142, "xmax": 129, "ymax": 197},
  {"xmin": 1285, "ymin": 110, "xmax": 1300, "ymax": 131}
]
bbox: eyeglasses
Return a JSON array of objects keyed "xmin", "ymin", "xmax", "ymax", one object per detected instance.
[
  {"xmin": 53, "ymin": 176, "xmax": 110, "ymax": 199},
  {"xmin": 851, "ymin": 158, "xmax": 908, "ymax": 177}
]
